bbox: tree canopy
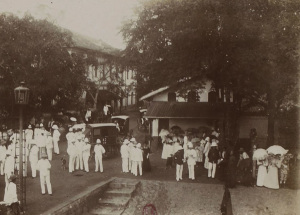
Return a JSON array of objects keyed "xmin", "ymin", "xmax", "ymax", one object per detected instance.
[
  {"xmin": 0, "ymin": 14, "xmax": 87, "ymax": 115},
  {"xmin": 121, "ymin": 0, "xmax": 300, "ymax": 106}
]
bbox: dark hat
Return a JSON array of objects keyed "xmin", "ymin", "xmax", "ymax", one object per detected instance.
[{"xmin": 9, "ymin": 174, "xmax": 17, "ymax": 181}]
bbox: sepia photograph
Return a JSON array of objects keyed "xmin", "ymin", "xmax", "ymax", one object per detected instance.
[{"xmin": 0, "ymin": 0, "xmax": 299, "ymax": 214}]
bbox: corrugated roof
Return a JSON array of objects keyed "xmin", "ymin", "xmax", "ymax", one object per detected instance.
[{"xmin": 144, "ymin": 102, "xmax": 229, "ymax": 119}]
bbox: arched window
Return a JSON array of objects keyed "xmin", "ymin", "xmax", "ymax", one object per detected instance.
[{"xmin": 168, "ymin": 92, "xmax": 176, "ymax": 102}]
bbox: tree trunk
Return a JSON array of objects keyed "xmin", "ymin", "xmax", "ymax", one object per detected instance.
[
  {"xmin": 88, "ymin": 89, "xmax": 99, "ymax": 110},
  {"xmin": 267, "ymin": 89, "xmax": 276, "ymax": 147}
]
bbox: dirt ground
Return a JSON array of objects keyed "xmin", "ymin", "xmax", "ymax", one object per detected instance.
[{"xmin": 123, "ymin": 180, "xmax": 299, "ymax": 215}]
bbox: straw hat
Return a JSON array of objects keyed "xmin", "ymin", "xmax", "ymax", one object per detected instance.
[
  {"xmin": 70, "ymin": 117, "xmax": 77, "ymax": 122},
  {"xmin": 211, "ymin": 142, "xmax": 218, "ymax": 147},
  {"xmin": 136, "ymin": 143, "xmax": 141, "ymax": 148},
  {"xmin": 130, "ymin": 138, "xmax": 136, "ymax": 143},
  {"xmin": 28, "ymin": 125, "xmax": 32, "ymax": 129},
  {"xmin": 40, "ymin": 123, "xmax": 44, "ymax": 127},
  {"xmin": 123, "ymin": 139, "xmax": 130, "ymax": 145},
  {"xmin": 96, "ymin": 139, "xmax": 101, "ymax": 144},
  {"xmin": 52, "ymin": 125, "xmax": 58, "ymax": 130}
]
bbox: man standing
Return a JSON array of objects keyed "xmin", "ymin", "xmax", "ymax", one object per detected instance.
[
  {"xmin": 174, "ymin": 145, "xmax": 184, "ymax": 181},
  {"xmin": 0, "ymin": 140, "xmax": 6, "ymax": 175},
  {"xmin": 52, "ymin": 125, "xmax": 60, "ymax": 155},
  {"xmin": 120, "ymin": 139, "xmax": 129, "ymax": 173},
  {"xmin": 46, "ymin": 132, "xmax": 53, "ymax": 161},
  {"xmin": 82, "ymin": 138, "xmax": 91, "ymax": 172},
  {"xmin": 37, "ymin": 153, "xmax": 52, "ymax": 195},
  {"xmin": 75, "ymin": 129, "xmax": 84, "ymax": 171},
  {"xmin": 29, "ymin": 142, "xmax": 39, "ymax": 178},
  {"xmin": 94, "ymin": 139, "xmax": 105, "ymax": 172},
  {"xmin": 67, "ymin": 139, "xmax": 76, "ymax": 173}
]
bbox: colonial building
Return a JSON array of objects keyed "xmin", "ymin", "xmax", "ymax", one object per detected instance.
[
  {"xmin": 68, "ymin": 33, "xmax": 137, "ymax": 114},
  {"xmin": 140, "ymin": 80, "xmax": 279, "ymax": 151}
]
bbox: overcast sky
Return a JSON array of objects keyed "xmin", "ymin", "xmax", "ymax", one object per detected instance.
[{"xmin": 0, "ymin": 0, "xmax": 140, "ymax": 49}]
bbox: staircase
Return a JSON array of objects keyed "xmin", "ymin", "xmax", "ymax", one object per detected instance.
[{"xmin": 88, "ymin": 178, "xmax": 140, "ymax": 215}]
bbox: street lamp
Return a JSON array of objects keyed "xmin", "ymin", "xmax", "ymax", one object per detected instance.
[{"xmin": 14, "ymin": 81, "xmax": 29, "ymax": 211}]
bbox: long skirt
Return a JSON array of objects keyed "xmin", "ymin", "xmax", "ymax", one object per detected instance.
[
  {"xmin": 264, "ymin": 166, "xmax": 279, "ymax": 189},
  {"xmin": 257, "ymin": 165, "xmax": 267, "ymax": 186}
]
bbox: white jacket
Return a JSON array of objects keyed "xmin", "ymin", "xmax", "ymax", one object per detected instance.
[
  {"xmin": 82, "ymin": 143, "xmax": 91, "ymax": 157},
  {"xmin": 120, "ymin": 144, "xmax": 129, "ymax": 158},
  {"xmin": 4, "ymin": 182, "xmax": 18, "ymax": 205},
  {"xmin": 94, "ymin": 145, "xmax": 105, "ymax": 157},
  {"xmin": 4, "ymin": 156, "xmax": 15, "ymax": 175},
  {"xmin": 37, "ymin": 159, "xmax": 51, "ymax": 176}
]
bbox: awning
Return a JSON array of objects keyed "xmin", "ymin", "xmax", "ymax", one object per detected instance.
[{"xmin": 144, "ymin": 101, "xmax": 230, "ymax": 119}]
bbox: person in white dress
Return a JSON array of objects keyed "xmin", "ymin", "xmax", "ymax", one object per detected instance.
[
  {"xmin": 185, "ymin": 142, "xmax": 197, "ymax": 180},
  {"xmin": 4, "ymin": 150, "xmax": 15, "ymax": 188},
  {"xmin": 128, "ymin": 138, "xmax": 136, "ymax": 172},
  {"xmin": 29, "ymin": 142, "xmax": 39, "ymax": 178},
  {"xmin": 94, "ymin": 139, "xmax": 105, "ymax": 172},
  {"xmin": 82, "ymin": 138, "xmax": 91, "ymax": 172},
  {"xmin": 52, "ymin": 125, "xmax": 60, "ymax": 155},
  {"xmin": 37, "ymin": 153, "xmax": 52, "ymax": 195},
  {"xmin": 120, "ymin": 139, "xmax": 130, "ymax": 173},
  {"xmin": 3, "ymin": 174, "xmax": 19, "ymax": 214},
  {"xmin": 203, "ymin": 136, "xmax": 211, "ymax": 169},
  {"xmin": 256, "ymin": 158, "xmax": 268, "ymax": 186}
]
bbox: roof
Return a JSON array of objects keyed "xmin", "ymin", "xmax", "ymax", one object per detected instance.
[
  {"xmin": 88, "ymin": 123, "xmax": 117, "ymax": 128},
  {"xmin": 111, "ymin": 115, "xmax": 129, "ymax": 120},
  {"xmin": 144, "ymin": 102, "xmax": 229, "ymax": 119},
  {"xmin": 139, "ymin": 86, "xmax": 170, "ymax": 101}
]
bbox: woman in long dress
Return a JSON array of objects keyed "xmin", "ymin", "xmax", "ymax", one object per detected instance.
[
  {"xmin": 264, "ymin": 155, "xmax": 282, "ymax": 189},
  {"xmin": 256, "ymin": 158, "xmax": 268, "ymax": 186}
]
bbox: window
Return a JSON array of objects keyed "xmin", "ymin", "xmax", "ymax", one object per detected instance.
[
  {"xmin": 187, "ymin": 91, "xmax": 199, "ymax": 102},
  {"xmin": 168, "ymin": 92, "xmax": 176, "ymax": 102}
]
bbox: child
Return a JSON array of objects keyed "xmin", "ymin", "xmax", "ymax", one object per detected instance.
[
  {"xmin": 280, "ymin": 158, "xmax": 289, "ymax": 188},
  {"xmin": 208, "ymin": 141, "xmax": 220, "ymax": 179},
  {"xmin": 174, "ymin": 145, "xmax": 184, "ymax": 181},
  {"xmin": 185, "ymin": 142, "xmax": 197, "ymax": 180},
  {"xmin": 94, "ymin": 139, "xmax": 106, "ymax": 172}
]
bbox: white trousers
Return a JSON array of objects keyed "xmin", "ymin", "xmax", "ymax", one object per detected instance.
[
  {"xmin": 46, "ymin": 148, "xmax": 53, "ymax": 161},
  {"xmin": 0, "ymin": 161, "xmax": 4, "ymax": 175},
  {"xmin": 69, "ymin": 155, "xmax": 76, "ymax": 173},
  {"xmin": 208, "ymin": 162, "xmax": 217, "ymax": 178},
  {"xmin": 137, "ymin": 161, "xmax": 142, "ymax": 176},
  {"xmin": 129, "ymin": 159, "xmax": 132, "ymax": 171},
  {"xmin": 131, "ymin": 161, "xmax": 137, "ymax": 176},
  {"xmin": 176, "ymin": 164, "xmax": 183, "ymax": 181},
  {"xmin": 188, "ymin": 164, "xmax": 195, "ymax": 180},
  {"xmin": 40, "ymin": 174, "xmax": 52, "ymax": 194},
  {"xmin": 83, "ymin": 154, "xmax": 89, "ymax": 172},
  {"xmin": 95, "ymin": 155, "xmax": 103, "ymax": 172},
  {"xmin": 30, "ymin": 157, "xmax": 38, "ymax": 177},
  {"xmin": 75, "ymin": 153, "xmax": 83, "ymax": 170},
  {"xmin": 53, "ymin": 140, "xmax": 59, "ymax": 154},
  {"xmin": 122, "ymin": 158, "xmax": 129, "ymax": 173}
]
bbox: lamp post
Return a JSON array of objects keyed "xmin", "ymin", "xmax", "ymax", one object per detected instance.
[{"xmin": 14, "ymin": 81, "xmax": 30, "ymax": 211}]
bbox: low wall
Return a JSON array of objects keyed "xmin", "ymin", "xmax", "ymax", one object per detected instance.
[{"xmin": 41, "ymin": 177, "xmax": 116, "ymax": 215}]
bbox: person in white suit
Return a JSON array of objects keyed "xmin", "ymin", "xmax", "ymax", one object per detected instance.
[
  {"xmin": 135, "ymin": 143, "xmax": 143, "ymax": 176},
  {"xmin": 120, "ymin": 139, "xmax": 129, "ymax": 173},
  {"xmin": 75, "ymin": 130, "xmax": 84, "ymax": 170},
  {"xmin": 66, "ymin": 128, "xmax": 75, "ymax": 147},
  {"xmin": 0, "ymin": 140, "xmax": 6, "ymax": 175},
  {"xmin": 52, "ymin": 125, "xmax": 60, "ymax": 155},
  {"xmin": 25, "ymin": 124, "xmax": 33, "ymax": 149},
  {"xmin": 37, "ymin": 153, "xmax": 52, "ymax": 195},
  {"xmin": 67, "ymin": 138, "xmax": 77, "ymax": 173},
  {"xmin": 82, "ymin": 138, "xmax": 91, "ymax": 172},
  {"xmin": 29, "ymin": 142, "xmax": 39, "ymax": 178},
  {"xmin": 94, "ymin": 139, "xmax": 105, "ymax": 172},
  {"xmin": 185, "ymin": 142, "xmax": 197, "ymax": 180},
  {"xmin": 46, "ymin": 132, "xmax": 53, "ymax": 161}
]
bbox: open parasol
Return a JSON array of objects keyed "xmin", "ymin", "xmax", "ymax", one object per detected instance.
[
  {"xmin": 267, "ymin": 145, "xmax": 288, "ymax": 155},
  {"xmin": 252, "ymin": 148, "xmax": 268, "ymax": 160}
]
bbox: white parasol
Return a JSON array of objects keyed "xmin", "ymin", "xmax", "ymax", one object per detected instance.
[
  {"xmin": 70, "ymin": 117, "xmax": 77, "ymax": 122},
  {"xmin": 267, "ymin": 145, "xmax": 288, "ymax": 155},
  {"xmin": 252, "ymin": 148, "xmax": 268, "ymax": 160},
  {"xmin": 159, "ymin": 129, "xmax": 169, "ymax": 137}
]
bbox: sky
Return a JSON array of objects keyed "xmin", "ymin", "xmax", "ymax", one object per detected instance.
[{"xmin": 0, "ymin": 0, "xmax": 140, "ymax": 49}]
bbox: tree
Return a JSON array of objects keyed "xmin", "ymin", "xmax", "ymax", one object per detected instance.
[
  {"xmin": 121, "ymin": 0, "xmax": 300, "ymax": 145},
  {"xmin": 0, "ymin": 14, "xmax": 87, "ymax": 115}
]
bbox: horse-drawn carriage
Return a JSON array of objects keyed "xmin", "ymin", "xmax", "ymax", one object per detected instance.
[{"xmin": 111, "ymin": 115, "xmax": 129, "ymax": 135}]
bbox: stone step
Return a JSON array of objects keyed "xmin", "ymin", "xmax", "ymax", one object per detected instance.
[
  {"xmin": 109, "ymin": 180, "xmax": 139, "ymax": 189},
  {"xmin": 89, "ymin": 206, "xmax": 124, "ymax": 215},
  {"xmin": 105, "ymin": 187, "xmax": 135, "ymax": 198},
  {"xmin": 99, "ymin": 196, "xmax": 131, "ymax": 207}
]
